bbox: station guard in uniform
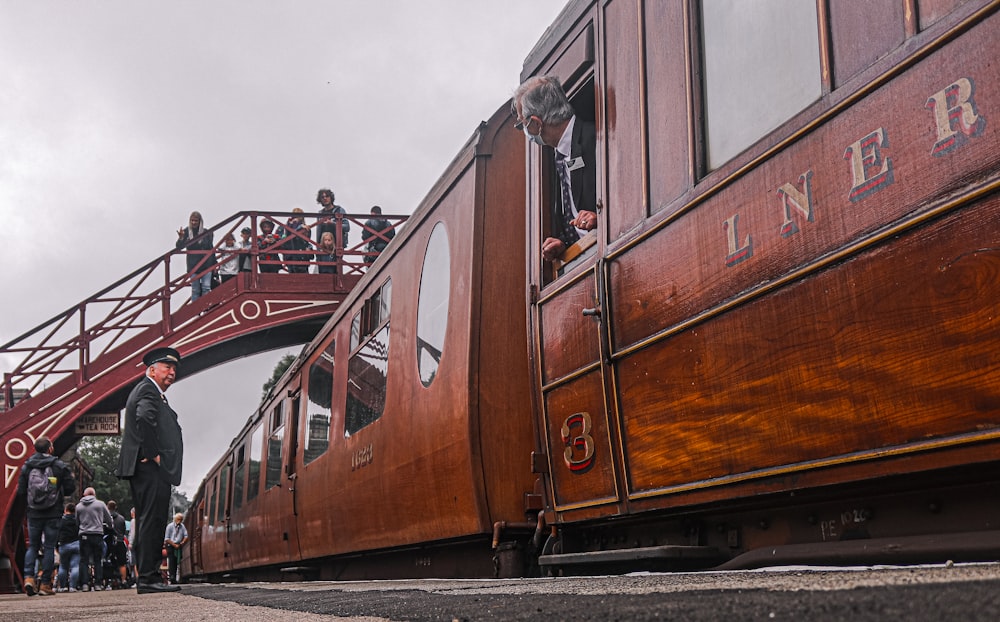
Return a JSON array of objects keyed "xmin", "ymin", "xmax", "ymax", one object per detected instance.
[{"xmin": 117, "ymin": 346, "xmax": 184, "ymax": 593}]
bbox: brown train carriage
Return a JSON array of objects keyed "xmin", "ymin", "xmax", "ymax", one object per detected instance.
[
  {"xmin": 184, "ymin": 101, "xmax": 536, "ymax": 581},
  {"xmin": 527, "ymin": 0, "xmax": 1000, "ymax": 571}
]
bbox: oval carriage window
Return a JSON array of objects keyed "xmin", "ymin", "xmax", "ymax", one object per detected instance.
[{"xmin": 416, "ymin": 222, "xmax": 450, "ymax": 387}]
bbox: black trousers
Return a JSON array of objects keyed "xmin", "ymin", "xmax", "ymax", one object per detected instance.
[
  {"xmin": 128, "ymin": 460, "xmax": 171, "ymax": 584},
  {"xmin": 79, "ymin": 533, "xmax": 104, "ymax": 586}
]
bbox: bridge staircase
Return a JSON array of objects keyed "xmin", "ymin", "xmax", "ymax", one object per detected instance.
[{"xmin": 0, "ymin": 209, "xmax": 404, "ymax": 592}]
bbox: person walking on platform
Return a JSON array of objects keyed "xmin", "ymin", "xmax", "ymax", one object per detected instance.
[
  {"xmin": 116, "ymin": 346, "xmax": 185, "ymax": 594},
  {"xmin": 16, "ymin": 436, "xmax": 76, "ymax": 596},
  {"xmin": 76, "ymin": 487, "xmax": 113, "ymax": 591}
]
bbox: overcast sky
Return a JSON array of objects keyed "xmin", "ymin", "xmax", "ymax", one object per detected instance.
[{"xmin": 0, "ymin": 0, "xmax": 567, "ymax": 496}]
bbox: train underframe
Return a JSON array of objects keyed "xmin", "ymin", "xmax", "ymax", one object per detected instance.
[
  {"xmin": 186, "ymin": 463, "xmax": 1000, "ymax": 584},
  {"xmin": 538, "ymin": 463, "xmax": 1000, "ymax": 575}
]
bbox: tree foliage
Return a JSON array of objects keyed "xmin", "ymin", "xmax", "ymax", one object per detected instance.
[
  {"xmin": 76, "ymin": 435, "xmax": 190, "ymax": 519},
  {"xmin": 262, "ymin": 353, "xmax": 296, "ymax": 400},
  {"xmin": 76, "ymin": 436, "xmax": 132, "ymax": 510}
]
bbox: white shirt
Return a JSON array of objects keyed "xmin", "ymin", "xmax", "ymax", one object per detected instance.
[
  {"xmin": 555, "ymin": 115, "xmax": 587, "ymax": 238},
  {"xmin": 164, "ymin": 521, "xmax": 187, "ymax": 544}
]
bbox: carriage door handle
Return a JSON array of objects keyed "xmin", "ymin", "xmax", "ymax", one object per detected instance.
[{"xmin": 582, "ymin": 307, "xmax": 601, "ymax": 318}]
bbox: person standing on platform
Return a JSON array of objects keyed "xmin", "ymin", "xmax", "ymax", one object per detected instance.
[
  {"xmin": 75, "ymin": 487, "xmax": 113, "ymax": 591},
  {"xmin": 106, "ymin": 500, "xmax": 129, "ymax": 587},
  {"xmin": 16, "ymin": 436, "xmax": 75, "ymax": 596},
  {"xmin": 163, "ymin": 513, "xmax": 188, "ymax": 584},
  {"xmin": 116, "ymin": 347, "xmax": 184, "ymax": 594},
  {"xmin": 56, "ymin": 503, "xmax": 80, "ymax": 592}
]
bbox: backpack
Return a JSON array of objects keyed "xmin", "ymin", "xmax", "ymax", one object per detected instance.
[{"xmin": 26, "ymin": 464, "xmax": 61, "ymax": 510}]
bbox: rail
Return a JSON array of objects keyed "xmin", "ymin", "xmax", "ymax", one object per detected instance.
[{"xmin": 0, "ymin": 210, "xmax": 406, "ymax": 410}]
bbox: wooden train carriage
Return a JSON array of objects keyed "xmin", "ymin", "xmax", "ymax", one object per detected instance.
[
  {"xmin": 526, "ymin": 0, "xmax": 1000, "ymax": 569},
  {"xmin": 186, "ymin": 101, "xmax": 535, "ymax": 580}
]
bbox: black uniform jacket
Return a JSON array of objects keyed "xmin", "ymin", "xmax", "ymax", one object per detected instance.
[
  {"xmin": 117, "ymin": 377, "xmax": 184, "ymax": 486},
  {"xmin": 550, "ymin": 118, "xmax": 598, "ymax": 247}
]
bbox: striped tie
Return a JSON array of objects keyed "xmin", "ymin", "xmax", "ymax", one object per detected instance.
[{"xmin": 554, "ymin": 152, "xmax": 580, "ymax": 245}]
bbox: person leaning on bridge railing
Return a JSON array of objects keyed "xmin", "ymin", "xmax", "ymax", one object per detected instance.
[
  {"xmin": 315, "ymin": 231, "xmax": 338, "ymax": 274},
  {"xmin": 256, "ymin": 220, "xmax": 282, "ymax": 273},
  {"xmin": 216, "ymin": 232, "xmax": 240, "ymax": 284},
  {"xmin": 362, "ymin": 205, "xmax": 395, "ymax": 265},
  {"xmin": 238, "ymin": 227, "xmax": 253, "ymax": 272},
  {"xmin": 278, "ymin": 208, "xmax": 313, "ymax": 274},
  {"xmin": 175, "ymin": 211, "xmax": 217, "ymax": 300},
  {"xmin": 315, "ymin": 188, "xmax": 350, "ymax": 249}
]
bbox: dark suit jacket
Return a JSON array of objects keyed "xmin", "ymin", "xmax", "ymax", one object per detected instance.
[
  {"xmin": 551, "ymin": 118, "xmax": 597, "ymax": 247},
  {"xmin": 117, "ymin": 377, "xmax": 184, "ymax": 486}
]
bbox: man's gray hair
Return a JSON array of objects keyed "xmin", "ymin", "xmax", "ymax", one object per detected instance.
[{"xmin": 514, "ymin": 75, "xmax": 575, "ymax": 124}]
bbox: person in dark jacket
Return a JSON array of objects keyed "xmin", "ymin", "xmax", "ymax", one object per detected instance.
[
  {"xmin": 361, "ymin": 205, "xmax": 395, "ymax": 264},
  {"xmin": 106, "ymin": 500, "xmax": 129, "ymax": 587},
  {"xmin": 116, "ymin": 346, "xmax": 184, "ymax": 594},
  {"xmin": 16, "ymin": 436, "xmax": 75, "ymax": 596},
  {"xmin": 56, "ymin": 503, "xmax": 80, "ymax": 591},
  {"xmin": 513, "ymin": 75, "xmax": 598, "ymax": 262},
  {"xmin": 175, "ymin": 210, "xmax": 216, "ymax": 301}
]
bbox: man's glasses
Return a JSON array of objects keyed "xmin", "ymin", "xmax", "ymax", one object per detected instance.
[{"xmin": 514, "ymin": 115, "xmax": 535, "ymax": 131}]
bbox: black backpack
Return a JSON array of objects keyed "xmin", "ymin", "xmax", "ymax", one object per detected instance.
[{"xmin": 26, "ymin": 464, "xmax": 61, "ymax": 510}]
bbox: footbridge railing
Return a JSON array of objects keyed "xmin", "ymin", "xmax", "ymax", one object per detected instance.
[{"xmin": 1, "ymin": 209, "xmax": 404, "ymax": 411}]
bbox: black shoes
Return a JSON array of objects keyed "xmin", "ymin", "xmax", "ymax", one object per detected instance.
[{"xmin": 136, "ymin": 582, "xmax": 181, "ymax": 594}]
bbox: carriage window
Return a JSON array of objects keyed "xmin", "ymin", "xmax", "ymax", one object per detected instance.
[
  {"xmin": 416, "ymin": 222, "xmax": 450, "ymax": 387},
  {"xmin": 266, "ymin": 403, "xmax": 285, "ymax": 488},
  {"xmin": 305, "ymin": 341, "xmax": 334, "ymax": 464},
  {"xmin": 216, "ymin": 465, "xmax": 228, "ymax": 523},
  {"xmin": 232, "ymin": 445, "xmax": 245, "ymax": 511},
  {"xmin": 345, "ymin": 325, "xmax": 389, "ymax": 436},
  {"xmin": 208, "ymin": 477, "xmax": 217, "ymax": 526},
  {"xmin": 350, "ymin": 311, "xmax": 361, "ymax": 351},
  {"xmin": 379, "ymin": 279, "xmax": 392, "ymax": 325},
  {"xmin": 701, "ymin": 0, "xmax": 822, "ymax": 169},
  {"xmin": 247, "ymin": 424, "xmax": 263, "ymax": 501}
]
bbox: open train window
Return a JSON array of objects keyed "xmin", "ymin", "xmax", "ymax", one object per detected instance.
[
  {"xmin": 543, "ymin": 77, "xmax": 598, "ymax": 283},
  {"xmin": 345, "ymin": 279, "xmax": 392, "ymax": 436},
  {"xmin": 416, "ymin": 222, "xmax": 449, "ymax": 386},
  {"xmin": 266, "ymin": 402, "xmax": 285, "ymax": 488},
  {"xmin": 232, "ymin": 444, "xmax": 245, "ymax": 511},
  {"xmin": 247, "ymin": 424, "xmax": 262, "ymax": 501},
  {"xmin": 304, "ymin": 340, "xmax": 334, "ymax": 465},
  {"xmin": 699, "ymin": 0, "xmax": 822, "ymax": 170}
]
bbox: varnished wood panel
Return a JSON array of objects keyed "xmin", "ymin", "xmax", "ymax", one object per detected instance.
[
  {"xmin": 473, "ymin": 106, "xmax": 535, "ymax": 525},
  {"xmin": 603, "ymin": 0, "xmax": 645, "ymax": 239},
  {"xmin": 643, "ymin": 0, "xmax": 691, "ymax": 216},
  {"xmin": 611, "ymin": 12, "xmax": 1000, "ymax": 351},
  {"xmin": 540, "ymin": 274, "xmax": 601, "ymax": 384},
  {"xmin": 829, "ymin": 0, "xmax": 906, "ymax": 87},
  {"xmin": 299, "ymin": 170, "xmax": 483, "ymax": 559},
  {"xmin": 544, "ymin": 369, "xmax": 619, "ymax": 509},
  {"xmin": 620, "ymin": 196, "xmax": 1000, "ymax": 493},
  {"xmin": 548, "ymin": 22, "xmax": 595, "ymax": 91},
  {"xmin": 918, "ymin": 0, "xmax": 974, "ymax": 29}
]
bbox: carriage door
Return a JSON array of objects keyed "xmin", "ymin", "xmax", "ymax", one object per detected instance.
[
  {"xmin": 529, "ymin": 74, "xmax": 624, "ymax": 520},
  {"xmin": 191, "ymin": 499, "xmax": 204, "ymax": 571}
]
